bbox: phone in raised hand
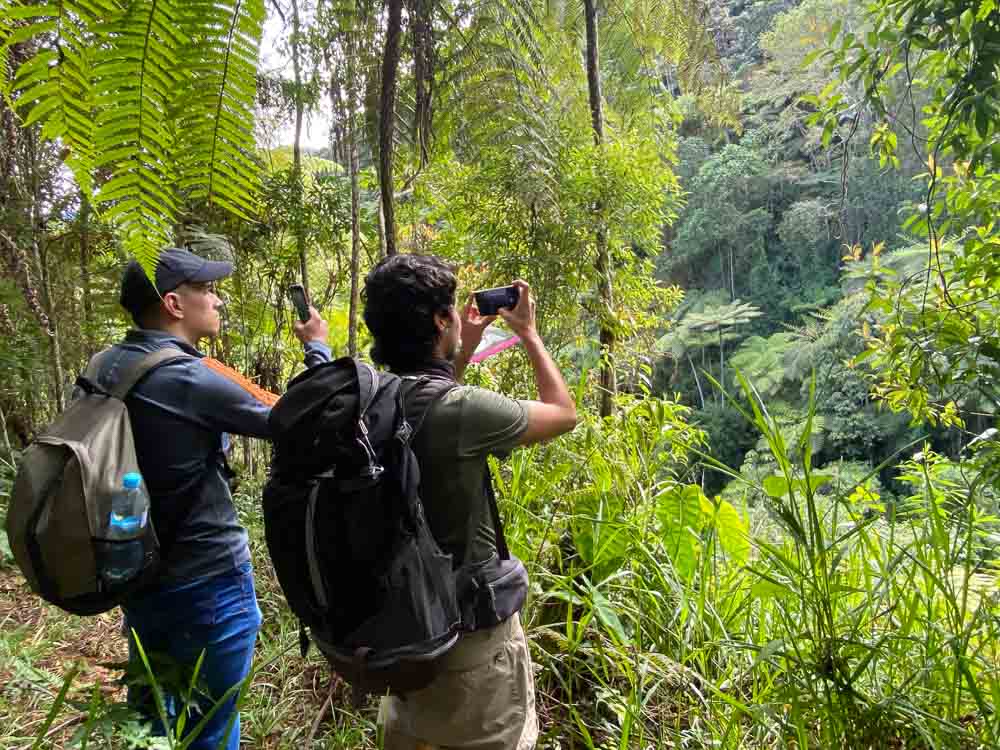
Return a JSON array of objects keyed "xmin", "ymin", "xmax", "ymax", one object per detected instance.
[
  {"xmin": 288, "ymin": 283, "xmax": 310, "ymax": 323},
  {"xmin": 473, "ymin": 285, "xmax": 520, "ymax": 316}
]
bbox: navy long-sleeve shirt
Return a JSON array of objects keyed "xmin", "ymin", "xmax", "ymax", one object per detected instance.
[{"xmin": 92, "ymin": 329, "xmax": 331, "ymax": 583}]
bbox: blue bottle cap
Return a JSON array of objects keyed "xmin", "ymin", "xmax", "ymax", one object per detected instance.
[{"xmin": 123, "ymin": 472, "xmax": 142, "ymax": 490}]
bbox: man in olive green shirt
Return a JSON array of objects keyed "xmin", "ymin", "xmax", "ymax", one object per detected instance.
[{"xmin": 363, "ymin": 255, "xmax": 577, "ymax": 750}]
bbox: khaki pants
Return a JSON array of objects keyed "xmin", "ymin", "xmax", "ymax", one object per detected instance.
[{"xmin": 379, "ymin": 613, "xmax": 538, "ymax": 750}]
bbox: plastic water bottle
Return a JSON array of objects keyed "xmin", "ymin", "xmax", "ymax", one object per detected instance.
[{"xmin": 102, "ymin": 472, "xmax": 149, "ymax": 585}]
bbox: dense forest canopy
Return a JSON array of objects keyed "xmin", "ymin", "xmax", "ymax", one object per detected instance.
[{"xmin": 2, "ymin": 0, "xmax": 1000, "ymax": 747}]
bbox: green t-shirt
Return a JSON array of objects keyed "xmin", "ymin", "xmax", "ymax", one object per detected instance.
[{"xmin": 411, "ymin": 385, "xmax": 529, "ymax": 567}]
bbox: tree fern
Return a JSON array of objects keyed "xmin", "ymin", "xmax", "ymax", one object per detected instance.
[{"xmin": 1, "ymin": 0, "xmax": 264, "ymax": 272}]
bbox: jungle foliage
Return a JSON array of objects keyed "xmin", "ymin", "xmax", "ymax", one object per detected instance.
[{"xmin": 1, "ymin": 0, "xmax": 999, "ymax": 747}]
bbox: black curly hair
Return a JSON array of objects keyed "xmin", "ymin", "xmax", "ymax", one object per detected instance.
[{"xmin": 363, "ymin": 254, "xmax": 457, "ymax": 371}]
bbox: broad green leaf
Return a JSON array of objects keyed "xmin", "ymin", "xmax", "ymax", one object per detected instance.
[
  {"xmin": 715, "ymin": 500, "xmax": 749, "ymax": 565},
  {"xmin": 589, "ymin": 585, "xmax": 627, "ymax": 644},
  {"xmin": 657, "ymin": 484, "xmax": 705, "ymax": 580},
  {"xmin": 763, "ymin": 475, "xmax": 789, "ymax": 498},
  {"xmin": 750, "ymin": 578, "xmax": 790, "ymax": 599},
  {"xmin": 751, "ymin": 639, "xmax": 785, "ymax": 669}
]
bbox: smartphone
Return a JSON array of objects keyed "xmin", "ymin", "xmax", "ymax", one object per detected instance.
[
  {"xmin": 474, "ymin": 285, "xmax": 519, "ymax": 315},
  {"xmin": 288, "ymin": 283, "xmax": 310, "ymax": 323}
]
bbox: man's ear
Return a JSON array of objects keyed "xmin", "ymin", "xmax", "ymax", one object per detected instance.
[
  {"xmin": 162, "ymin": 291, "xmax": 184, "ymax": 320},
  {"xmin": 433, "ymin": 310, "xmax": 449, "ymax": 333}
]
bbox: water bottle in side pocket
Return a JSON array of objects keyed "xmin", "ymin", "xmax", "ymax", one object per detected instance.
[{"xmin": 101, "ymin": 472, "xmax": 149, "ymax": 586}]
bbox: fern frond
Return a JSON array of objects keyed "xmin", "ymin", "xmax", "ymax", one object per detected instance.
[
  {"xmin": 91, "ymin": 0, "xmax": 187, "ymax": 272},
  {"xmin": 4, "ymin": 0, "xmax": 265, "ymax": 274},
  {"xmin": 0, "ymin": 4, "xmax": 14, "ymax": 100},
  {"xmin": 4, "ymin": 0, "xmax": 185, "ymax": 268},
  {"xmin": 178, "ymin": 0, "xmax": 264, "ymax": 218},
  {"xmin": 4, "ymin": 0, "xmax": 109, "ymax": 195}
]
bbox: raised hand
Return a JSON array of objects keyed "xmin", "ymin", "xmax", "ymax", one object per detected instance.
[
  {"xmin": 461, "ymin": 294, "xmax": 497, "ymax": 353},
  {"xmin": 497, "ymin": 280, "xmax": 536, "ymax": 340}
]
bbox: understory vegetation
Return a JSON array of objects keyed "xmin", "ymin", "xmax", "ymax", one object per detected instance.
[{"xmin": 2, "ymin": 0, "xmax": 1000, "ymax": 747}]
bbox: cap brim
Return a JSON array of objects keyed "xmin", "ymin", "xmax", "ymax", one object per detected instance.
[{"xmin": 189, "ymin": 259, "xmax": 233, "ymax": 283}]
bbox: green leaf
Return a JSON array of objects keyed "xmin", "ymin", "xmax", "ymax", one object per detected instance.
[
  {"xmin": 821, "ymin": 119, "xmax": 835, "ymax": 149},
  {"xmin": 6, "ymin": 0, "xmax": 264, "ymax": 269},
  {"xmin": 763, "ymin": 475, "xmax": 789, "ymax": 498},
  {"xmin": 976, "ymin": 105, "xmax": 989, "ymax": 139},
  {"xmin": 827, "ymin": 19, "xmax": 842, "ymax": 44},
  {"xmin": 546, "ymin": 589, "xmax": 586, "ymax": 607},
  {"xmin": 31, "ymin": 664, "xmax": 79, "ymax": 750},
  {"xmin": 804, "ymin": 473, "xmax": 833, "ymax": 494},
  {"xmin": 657, "ymin": 484, "xmax": 706, "ymax": 580},
  {"xmin": 750, "ymin": 578, "xmax": 790, "ymax": 599},
  {"xmin": 714, "ymin": 500, "xmax": 749, "ymax": 565},
  {"xmin": 4, "ymin": 5, "xmax": 59, "ymax": 20},
  {"xmin": 960, "ymin": 8, "xmax": 974, "ymax": 33},
  {"xmin": 589, "ymin": 585, "xmax": 627, "ymax": 644},
  {"xmin": 751, "ymin": 639, "xmax": 785, "ymax": 669}
]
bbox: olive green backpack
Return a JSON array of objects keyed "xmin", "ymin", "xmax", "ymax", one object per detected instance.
[{"xmin": 5, "ymin": 347, "xmax": 189, "ymax": 615}]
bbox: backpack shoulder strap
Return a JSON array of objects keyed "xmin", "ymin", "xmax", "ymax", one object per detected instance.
[
  {"xmin": 84, "ymin": 346, "xmax": 193, "ymax": 401},
  {"xmin": 484, "ymin": 471, "xmax": 510, "ymax": 561},
  {"xmin": 401, "ymin": 378, "xmax": 512, "ymax": 560},
  {"xmin": 356, "ymin": 360, "xmax": 382, "ymax": 418},
  {"xmin": 400, "ymin": 376, "xmax": 457, "ymax": 436},
  {"xmin": 82, "ymin": 349, "xmax": 113, "ymax": 382}
]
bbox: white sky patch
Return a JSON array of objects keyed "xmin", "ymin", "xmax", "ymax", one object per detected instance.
[{"xmin": 258, "ymin": 11, "xmax": 332, "ymax": 152}]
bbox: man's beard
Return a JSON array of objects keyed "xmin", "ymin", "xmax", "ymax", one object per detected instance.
[{"xmin": 445, "ymin": 340, "xmax": 460, "ymax": 361}]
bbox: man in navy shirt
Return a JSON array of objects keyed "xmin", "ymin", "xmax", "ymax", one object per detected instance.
[{"xmin": 93, "ymin": 248, "xmax": 330, "ymax": 749}]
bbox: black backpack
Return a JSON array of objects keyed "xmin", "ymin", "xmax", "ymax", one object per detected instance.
[{"xmin": 263, "ymin": 358, "xmax": 465, "ymax": 701}]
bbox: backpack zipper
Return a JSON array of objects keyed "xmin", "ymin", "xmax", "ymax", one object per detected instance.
[{"xmin": 357, "ymin": 362, "xmax": 383, "ymax": 478}]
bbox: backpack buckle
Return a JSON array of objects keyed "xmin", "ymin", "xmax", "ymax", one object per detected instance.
[
  {"xmin": 366, "ymin": 463, "xmax": 384, "ymax": 479},
  {"xmin": 396, "ymin": 420, "xmax": 413, "ymax": 444},
  {"xmin": 74, "ymin": 375, "xmax": 109, "ymax": 397}
]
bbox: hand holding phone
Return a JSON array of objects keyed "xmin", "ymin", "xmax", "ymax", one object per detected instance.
[
  {"xmin": 473, "ymin": 285, "xmax": 520, "ymax": 316},
  {"xmin": 289, "ymin": 283, "xmax": 310, "ymax": 323},
  {"xmin": 495, "ymin": 280, "xmax": 535, "ymax": 340}
]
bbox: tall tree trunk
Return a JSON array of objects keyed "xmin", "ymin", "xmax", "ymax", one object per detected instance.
[
  {"xmin": 33, "ymin": 232, "xmax": 64, "ymax": 412},
  {"xmin": 27, "ymin": 131, "xmax": 65, "ymax": 413},
  {"xmin": 378, "ymin": 0, "xmax": 403, "ymax": 256},
  {"xmin": 79, "ymin": 191, "xmax": 94, "ymax": 354},
  {"xmin": 376, "ymin": 192, "xmax": 387, "ymax": 257},
  {"xmin": 729, "ymin": 245, "xmax": 736, "ymax": 299},
  {"xmin": 718, "ymin": 327, "xmax": 725, "ymax": 400},
  {"xmin": 687, "ymin": 352, "xmax": 705, "ymax": 410},
  {"xmin": 0, "ymin": 400, "xmax": 14, "ymax": 467},
  {"xmin": 348, "ymin": 129, "xmax": 362, "ymax": 356},
  {"xmin": 584, "ymin": 0, "xmax": 614, "ymax": 417},
  {"xmin": 0, "ymin": 231, "xmax": 51, "ymax": 334},
  {"xmin": 291, "ymin": 0, "xmax": 309, "ymax": 294},
  {"xmin": 347, "ymin": 40, "xmax": 363, "ymax": 357},
  {"xmin": 411, "ymin": 0, "xmax": 433, "ymax": 166}
]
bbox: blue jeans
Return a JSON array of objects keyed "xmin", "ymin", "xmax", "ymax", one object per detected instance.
[{"xmin": 124, "ymin": 562, "xmax": 262, "ymax": 750}]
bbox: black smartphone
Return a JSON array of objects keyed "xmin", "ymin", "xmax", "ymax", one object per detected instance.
[
  {"xmin": 474, "ymin": 285, "xmax": 520, "ymax": 315},
  {"xmin": 288, "ymin": 283, "xmax": 310, "ymax": 323}
]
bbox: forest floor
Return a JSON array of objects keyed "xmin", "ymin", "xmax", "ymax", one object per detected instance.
[
  {"xmin": 0, "ymin": 565, "xmax": 127, "ymax": 748},
  {"xmin": 0, "ymin": 553, "xmax": 378, "ymax": 749}
]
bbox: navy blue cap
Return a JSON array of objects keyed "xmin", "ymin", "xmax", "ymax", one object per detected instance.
[{"xmin": 120, "ymin": 247, "xmax": 233, "ymax": 319}]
